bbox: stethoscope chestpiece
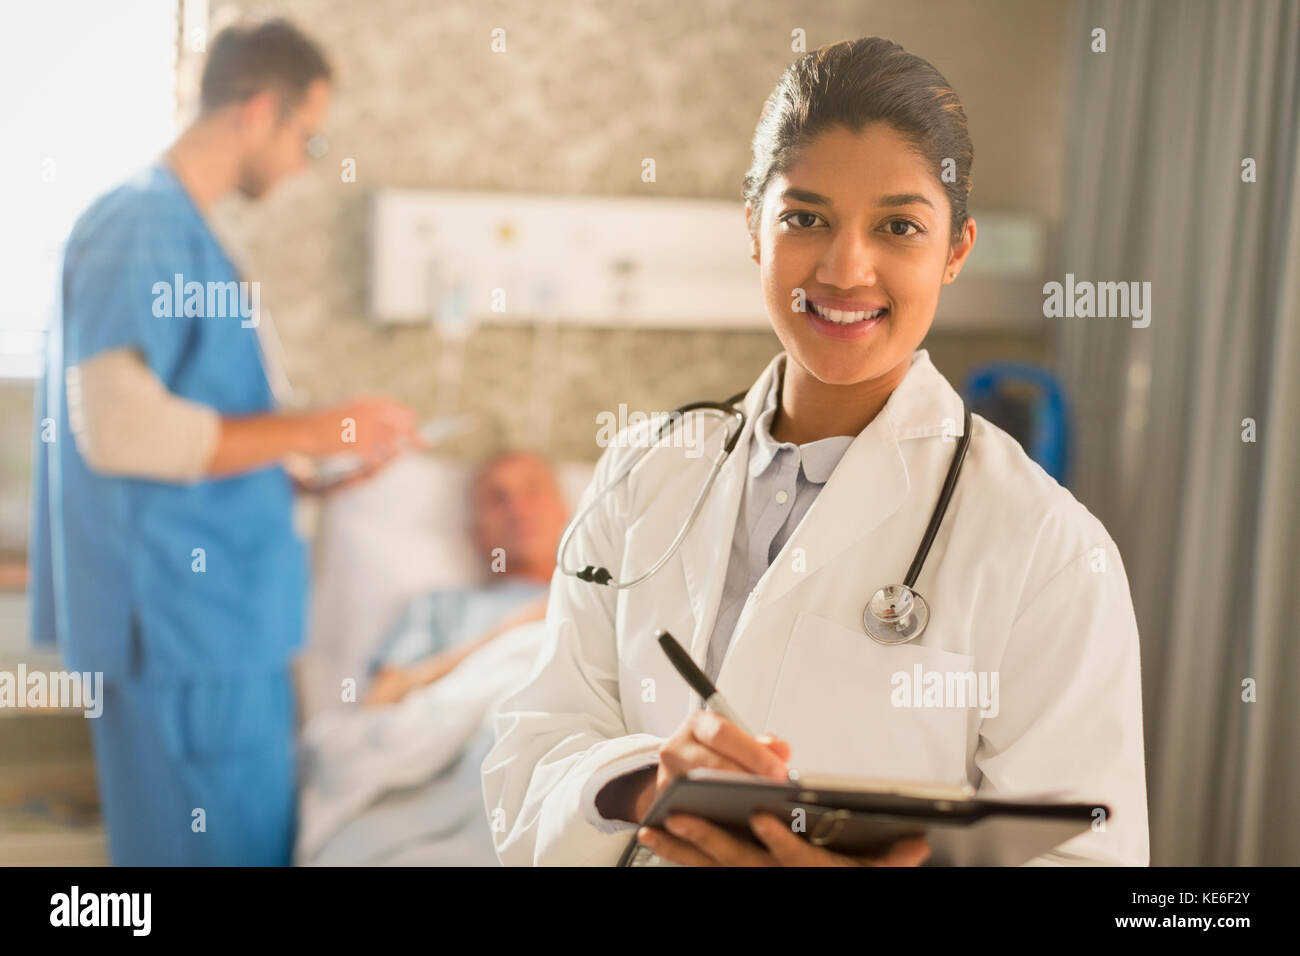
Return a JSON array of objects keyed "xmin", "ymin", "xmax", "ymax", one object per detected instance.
[{"xmin": 863, "ymin": 584, "xmax": 929, "ymax": 646}]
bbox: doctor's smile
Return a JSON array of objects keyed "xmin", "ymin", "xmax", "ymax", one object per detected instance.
[{"xmin": 803, "ymin": 297, "xmax": 889, "ymax": 340}]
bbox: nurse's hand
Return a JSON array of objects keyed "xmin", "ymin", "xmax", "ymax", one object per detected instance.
[
  {"xmin": 637, "ymin": 813, "xmax": 931, "ymax": 867},
  {"xmin": 298, "ymin": 396, "xmax": 425, "ymax": 464}
]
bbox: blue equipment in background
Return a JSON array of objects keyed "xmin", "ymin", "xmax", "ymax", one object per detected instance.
[{"xmin": 962, "ymin": 363, "xmax": 1071, "ymax": 486}]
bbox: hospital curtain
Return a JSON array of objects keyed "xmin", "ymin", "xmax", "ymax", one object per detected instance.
[{"xmin": 1054, "ymin": 0, "xmax": 1300, "ymax": 865}]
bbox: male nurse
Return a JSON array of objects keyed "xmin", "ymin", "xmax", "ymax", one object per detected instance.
[{"xmin": 28, "ymin": 19, "xmax": 422, "ymax": 865}]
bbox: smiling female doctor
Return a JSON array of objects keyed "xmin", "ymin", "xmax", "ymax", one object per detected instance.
[{"xmin": 482, "ymin": 37, "xmax": 1149, "ymax": 867}]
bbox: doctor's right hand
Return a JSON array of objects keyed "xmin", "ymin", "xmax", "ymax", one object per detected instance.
[{"xmin": 628, "ymin": 710, "xmax": 792, "ymax": 822}]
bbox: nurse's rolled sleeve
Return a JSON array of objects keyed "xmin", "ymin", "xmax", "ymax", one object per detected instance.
[
  {"xmin": 976, "ymin": 513, "xmax": 1151, "ymax": 866},
  {"xmin": 65, "ymin": 203, "xmax": 197, "ymax": 381},
  {"xmin": 482, "ymin": 436, "xmax": 666, "ymax": 865}
]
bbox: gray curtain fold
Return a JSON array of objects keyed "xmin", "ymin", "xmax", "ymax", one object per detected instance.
[{"xmin": 1056, "ymin": 0, "xmax": 1300, "ymax": 865}]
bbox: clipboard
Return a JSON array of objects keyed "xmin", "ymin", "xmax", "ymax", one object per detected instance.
[{"xmin": 620, "ymin": 769, "xmax": 1106, "ymax": 867}]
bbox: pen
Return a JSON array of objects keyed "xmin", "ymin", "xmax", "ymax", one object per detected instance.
[{"xmin": 655, "ymin": 629, "xmax": 798, "ymax": 784}]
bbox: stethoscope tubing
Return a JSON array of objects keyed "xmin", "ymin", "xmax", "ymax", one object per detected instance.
[
  {"xmin": 903, "ymin": 404, "xmax": 974, "ymax": 588},
  {"xmin": 555, "ymin": 399, "xmax": 745, "ymax": 589}
]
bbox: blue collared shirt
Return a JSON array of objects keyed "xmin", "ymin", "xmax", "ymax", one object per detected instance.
[
  {"xmin": 703, "ymin": 361, "xmax": 855, "ymax": 682},
  {"xmin": 367, "ymin": 578, "xmax": 549, "ymax": 677}
]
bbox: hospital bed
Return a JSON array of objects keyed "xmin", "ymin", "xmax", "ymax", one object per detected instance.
[{"xmin": 293, "ymin": 452, "xmax": 593, "ymax": 865}]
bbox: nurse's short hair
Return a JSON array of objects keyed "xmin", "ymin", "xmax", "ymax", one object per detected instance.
[{"xmin": 199, "ymin": 18, "xmax": 332, "ymax": 117}]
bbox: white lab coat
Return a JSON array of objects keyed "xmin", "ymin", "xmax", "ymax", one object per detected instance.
[{"xmin": 482, "ymin": 350, "xmax": 1149, "ymax": 866}]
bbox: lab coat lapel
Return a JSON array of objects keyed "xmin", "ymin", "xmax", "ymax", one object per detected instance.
[
  {"xmin": 678, "ymin": 353, "xmax": 785, "ymax": 661},
  {"xmin": 752, "ymin": 350, "xmax": 966, "ymax": 610}
]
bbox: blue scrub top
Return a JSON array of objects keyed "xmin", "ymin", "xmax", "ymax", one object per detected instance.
[{"xmin": 28, "ymin": 163, "xmax": 307, "ymax": 680}]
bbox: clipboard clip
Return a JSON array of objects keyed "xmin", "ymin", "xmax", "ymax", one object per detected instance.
[{"xmin": 809, "ymin": 808, "xmax": 852, "ymax": 846}]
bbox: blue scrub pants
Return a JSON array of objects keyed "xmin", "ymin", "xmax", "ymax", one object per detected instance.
[{"xmin": 88, "ymin": 668, "xmax": 298, "ymax": 866}]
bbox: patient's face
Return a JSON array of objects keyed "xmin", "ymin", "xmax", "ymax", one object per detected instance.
[{"xmin": 471, "ymin": 454, "xmax": 568, "ymax": 580}]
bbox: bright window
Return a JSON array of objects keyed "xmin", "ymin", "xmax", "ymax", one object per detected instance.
[{"xmin": 0, "ymin": 0, "xmax": 180, "ymax": 378}]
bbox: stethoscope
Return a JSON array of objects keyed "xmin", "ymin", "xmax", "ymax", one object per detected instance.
[{"xmin": 556, "ymin": 392, "xmax": 973, "ymax": 646}]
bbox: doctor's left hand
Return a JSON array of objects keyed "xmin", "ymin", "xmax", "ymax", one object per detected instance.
[{"xmin": 638, "ymin": 813, "xmax": 931, "ymax": 867}]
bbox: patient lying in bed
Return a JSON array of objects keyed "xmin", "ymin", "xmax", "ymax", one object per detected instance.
[{"xmin": 295, "ymin": 452, "xmax": 569, "ymax": 865}]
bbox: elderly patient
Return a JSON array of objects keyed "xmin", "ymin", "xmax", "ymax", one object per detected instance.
[
  {"xmin": 363, "ymin": 451, "xmax": 567, "ymax": 707},
  {"xmin": 295, "ymin": 451, "xmax": 570, "ymax": 866}
]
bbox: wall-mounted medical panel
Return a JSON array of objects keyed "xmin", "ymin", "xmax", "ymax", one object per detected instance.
[{"xmin": 370, "ymin": 189, "xmax": 764, "ymax": 329}]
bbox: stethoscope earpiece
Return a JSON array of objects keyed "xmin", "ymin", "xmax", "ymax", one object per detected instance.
[{"xmin": 863, "ymin": 584, "xmax": 929, "ymax": 645}]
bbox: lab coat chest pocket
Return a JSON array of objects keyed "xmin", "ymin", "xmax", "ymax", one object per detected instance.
[{"xmin": 764, "ymin": 612, "xmax": 974, "ymax": 784}]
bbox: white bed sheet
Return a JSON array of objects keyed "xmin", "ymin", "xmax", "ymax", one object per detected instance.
[{"xmin": 295, "ymin": 620, "xmax": 545, "ymax": 866}]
